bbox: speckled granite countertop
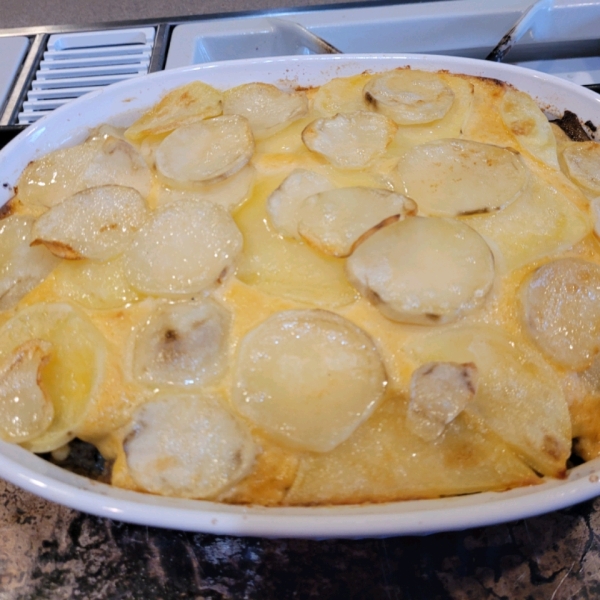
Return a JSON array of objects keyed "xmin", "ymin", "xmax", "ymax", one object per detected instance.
[{"xmin": 2, "ymin": 475, "xmax": 600, "ymax": 599}]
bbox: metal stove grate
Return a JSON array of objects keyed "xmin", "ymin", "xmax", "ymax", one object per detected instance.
[{"xmin": 17, "ymin": 27, "xmax": 155, "ymax": 124}]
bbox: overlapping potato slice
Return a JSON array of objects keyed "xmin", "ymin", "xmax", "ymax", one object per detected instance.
[
  {"xmin": 266, "ymin": 169, "xmax": 334, "ymax": 239},
  {"xmin": 232, "ymin": 310, "xmax": 387, "ymax": 452},
  {"xmin": 0, "ymin": 215, "xmax": 60, "ymax": 311},
  {"xmin": 397, "ymin": 139, "xmax": 527, "ymax": 217},
  {"xmin": 500, "ymin": 87, "xmax": 559, "ymax": 168},
  {"xmin": 156, "ymin": 165, "xmax": 255, "ymax": 211},
  {"xmin": 131, "ymin": 299, "xmax": 231, "ymax": 387},
  {"xmin": 297, "ymin": 187, "xmax": 417, "ymax": 257},
  {"xmin": 285, "ymin": 397, "xmax": 539, "ymax": 505},
  {"xmin": 407, "ymin": 325, "xmax": 571, "ymax": 477},
  {"xmin": 31, "ymin": 185, "xmax": 148, "ymax": 261},
  {"xmin": 363, "ymin": 69, "xmax": 454, "ymax": 125},
  {"xmin": 466, "ymin": 172, "xmax": 591, "ymax": 271},
  {"xmin": 123, "ymin": 393, "xmax": 257, "ymax": 498},
  {"xmin": 223, "ymin": 82, "xmax": 308, "ymax": 138},
  {"xmin": 0, "ymin": 340, "xmax": 53, "ymax": 443},
  {"xmin": 155, "ymin": 116, "xmax": 254, "ymax": 186},
  {"xmin": 302, "ymin": 111, "xmax": 396, "ymax": 169},
  {"xmin": 17, "ymin": 135, "xmax": 152, "ymax": 210},
  {"xmin": 346, "ymin": 217, "xmax": 495, "ymax": 325},
  {"xmin": 124, "ymin": 199, "xmax": 243, "ymax": 296},
  {"xmin": 0, "ymin": 302, "xmax": 107, "ymax": 453},
  {"xmin": 407, "ymin": 361, "xmax": 478, "ymax": 441},
  {"xmin": 311, "ymin": 73, "xmax": 372, "ymax": 116},
  {"xmin": 562, "ymin": 141, "xmax": 600, "ymax": 195},
  {"xmin": 125, "ymin": 81, "xmax": 223, "ymax": 141},
  {"xmin": 521, "ymin": 258, "xmax": 600, "ymax": 371},
  {"xmin": 51, "ymin": 256, "xmax": 139, "ymax": 310}
]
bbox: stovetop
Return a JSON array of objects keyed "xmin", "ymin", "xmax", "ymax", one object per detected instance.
[{"xmin": 1, "ymin": 0, "xmax": 599, "ymax": 147}]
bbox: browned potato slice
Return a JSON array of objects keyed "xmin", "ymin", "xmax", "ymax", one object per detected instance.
[
  {"xmin": 0, "ymin": 340, "xmax": 53, "ymax": 443},
  {"xmin": 346, "ymin": 217, "xmax": 495, "ymax": 325},
  {"xmin": 500, "ymin": 87, "xmax": 559, "ymax": 168},
  {"xmin": 223, "ymin": 82, "xmax": 308, "ymax": 137},
  {"xmin": 124, "ymin": 199, "xmax": 243, "ymax": 296},
  {"xmin": 31, "ymin": 185, "xmax": 148, "ymax": 261},
  {"xmin": 285, "ymin": 397, "xmax": 538, "ymax": 505},
  {"xmin": 155, "ymin": 116, "xmax": 254, "ymax": 185},
  {"xmin": 302, "ymin": 111, "xmax": 396, "ymax": 169},
  {"xmin": 17, "ymin": 135, "xmax": 152, "ymax": 210},
  {"xmin": 124, "ymin": 81, "xmax": 223, "ymax": 141},
  {"xmin": 297, "ymin": 187, "xmax": 417, "ymax": 257},
  {"xmin": 407, "ymin": 325, "xmax": 571, "ymax": 478},
  {"xmin": 562, "ymin": 141, "xmax": 600, "ymax": 194},
  {"xmin": 363, "ymin": 69, "xmax": 454, "ymax": 125},
  {"xmin": 124, "ymin": 393, "xmax": 257, "ymax": 498},
  {"xmin": 0, "ymin": 215, "xmax": 60, "ymax": 311},
  {"xmin": 130, "ymin": 299, "xmax": 231, "ymax": 388},
  {"xmin": 232, "ymin": 310, "xmax": 387, "ymax": 452},
  {"xmin": 407, "ymin": 361, "xmax": 478, "ymax": 441},
  {"xmin": 521, "ymin": 258, "xmax": 600, "ymax": 371},
  {"xmin": 397, "ymin": 139, "xmax": 527, "ymax": 217}
]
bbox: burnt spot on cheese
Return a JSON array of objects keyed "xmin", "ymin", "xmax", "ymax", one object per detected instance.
[
  {"xmin": 30, "ymin": 239, "xmax": 82, "ymax": 260},
  {"xmin": 425, "ymin": 313, "xmax": 441, "ymax": 322},
  {"xmin": 164, "ymin": 329, "xmax": 178, "ymax": 342}
]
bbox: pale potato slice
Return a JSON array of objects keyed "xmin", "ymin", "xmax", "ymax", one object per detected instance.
[
  {"xmin": 297, "ymin": 187, "xmax": 417, "ymax": 257},
  {"xmin": 124, "ymin": 393, "xmax": 257, "ymax": 498},
  {"xmin": 407, "ymin": 361, "xmax": 478, "ymax": 441},
  {"xmin": 51, "ymin": 256, "xmax": 140, "ymax": 310},
  {"xmin": 407, "ymin": 325, "xmax": 571, "ymax": 477},
  {"xmin": 125, "ymin": 81, "xmax": 223, "ymax": 141},
  {"xmin": 0, "ymin": 215, "xmax": 60, "ymax": 311},
  {"xmin": 17, "ymin": 135, "xmax": 152, "ymax": 210},
  {"xmin": 591, "ymin": 197, "xmax": 600, "ymax": 238},
  {"xmin": 346, "ymin": 217, "xmax": 495, "ymax": 325},
  {"xmin": 31, "ymin": 185, "xmax": 148, "ymax": 261},
  {"xmin": 0, "ymin": 340, "xmax": 53, "ymax": 443},
  {"xmin": 223, "ymin": 82, "xmax": 308, "ymax": 137},
  {"xmin": 266, "ymin": 169, "xmax": 334, "ymax": 239},
  {"xmin": 562, "ymin": 141, "xmax": 600, "ymax": 194},
  {"xmin": 0, "ymin": 302, "xmax": 107, "ymax": 453},
  {"xmin": 521, "ymin": 258, "xmax": 600, "ymax": 371},
  {"xmin": 124, "ymin": 199, "xmax": 243, "ymax": 296},
  {"xmin": 232, "ymin": 310, "xmax": 387, "ymax": 452},
  {"xmin": 285, "ymin": 397, "xmax": 538, "ymax": 505},
  {"xmin": 500, "ymin": 87, "xmax": 559, "ymax": 169},
  {"xmin": 155, "ymin": 116, "xmax": 254, "ymax": 185},
  {"xmin": 311, "ymin": 73, "xmax": 372, "ymax": 116},
  {"xmin": 302, "ymin": 111, "xmax": 396, "ymax": 169},
  {"xmin": 131, "ymin": 299, "xmax": 231, "ymax": 387},
  {"xmin": 397, "ymin": 139, "xmax": 527, "ymax": 217},
  {"xmin": 363, "ymin": 69, "xmax": 454, "ymax": 125},
  {"xmin": 156, "ymin": 165, "xmax": 255, "ymax": 211}
]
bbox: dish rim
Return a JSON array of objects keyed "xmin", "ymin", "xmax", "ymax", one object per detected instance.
[{"xmin": 1, "ymin": 53, "xmax": 600, "ymax": 538}]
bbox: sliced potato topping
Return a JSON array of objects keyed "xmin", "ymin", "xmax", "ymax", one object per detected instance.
[
  {"xmin": 522, "ymin": 258, "xmax": 600, "ymax": 371},
  {"xmin": 0, "ymin": 215, "xmax": 60, "ymax": 311},
  {"xmin": 124, "ymin": 199, "xmax": 243, "ymax": 296},
  {"xmin": 232, "ymin": 310, "xmax": 387, "ymax": 452},
  {"xmin": 125, "ymin": 81, "xmax": 223, "ymax": 141},
  {"xmin": 31, "ymin": 185, "xmax": 148, "ymax": 261},
  {"xmin": 0, "ymin": 340, "xmax": 53, "ymax": 443},
  {"xmin": 347, "ymin": 216, "xmax": 495, "ymax": 325},
  {"xmin": 223, "ymin": 82, "xmax": 308, "ymax": 137},
  {"xmin": 124, "ymin": 393, "xmax": 257, "ymax": 498},
  {"xmin": 131, "ymin": 299, "xmax": 231, "ymax": 388},
  {"xmin": 398, "ymin": 139, "xmax": 527, "ymax": 217},
  {"xmin": 363, "ymin": 69, "xmax": 455, "ymax": 125},
  {"xmin": 562, "ymin": 141, "xmax": 600, "ymax": 194},
  {"xmin": 408, "ymin": 361, "xmax": 478, "ymax": 441},
  {"xmin": 155, "ymin": 116, "xmax": 254, "ymax": 186},
  {"xmin": 297, "ymin": 187, "xmax": 417, "ymax": 257},
  {"xmin": 266, "ymin": 169, "xmax": 334, "ymax": 239},
  {"xmin": 500, "ymin": 87, "xmax": 559, "ymax": 168},
  {"xmin": 17, "ymin": 135, "xmax": 152, "ymax": 210},
  {"xmin": 302, "ymin": 111, "xmax": 396, "ymax": 169}
]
